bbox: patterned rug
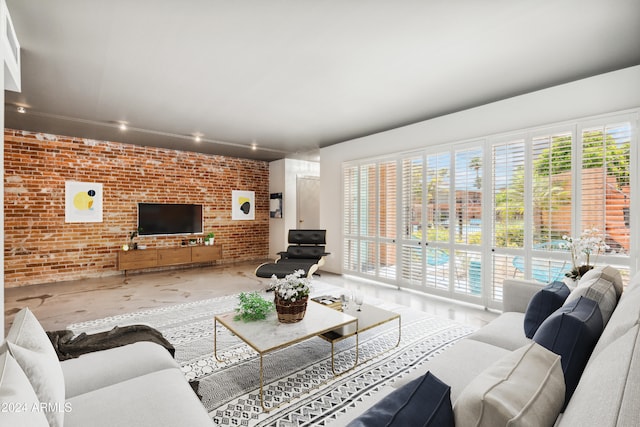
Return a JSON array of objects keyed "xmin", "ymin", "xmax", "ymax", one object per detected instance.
[{"xmin": 68, "ymin": 281, "xmax": 476, "ymax": 426}]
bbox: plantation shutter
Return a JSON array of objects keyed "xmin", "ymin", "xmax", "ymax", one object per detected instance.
[
  {"xmin": 531, "ymin": 132, "xmax": 573, "ymax": 246},
  {"xmin": 378, "ymin": 161, "xmax": 397, "ymax": 279},
  {"xmin": 491, "ymin": 139, "xmax": 525, "ymax": 298},
  {"xmin": 401, "ymin": 156, "xmax": 423, "ymax": 284},
  {"xmin": 343, "ymin": 165, "xmax": 358, "ymax": 271},
  {"xmin": 580, "ymin": 122, "xmax": 632, "ymax": 255}
]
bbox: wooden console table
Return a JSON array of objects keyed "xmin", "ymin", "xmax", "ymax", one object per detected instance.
[{"xmin": 117, "ymin": 244, "xmax": 223, "ymax": 275}]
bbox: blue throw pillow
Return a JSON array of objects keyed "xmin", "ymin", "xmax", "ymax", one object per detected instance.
[
  {"xmin": 532, "ymin": 296, "xmax": 603, "ymax": 409},
  {"xmin": 524, "ymin": 281, "xmax": 570, "ymax": 338},
  {"xmin": 347, "ymin": 371, "xmax": 454, "ymax": 427}
]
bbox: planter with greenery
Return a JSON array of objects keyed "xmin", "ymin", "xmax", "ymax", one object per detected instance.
[{"xmin": 234, "ymin": 292, "xmax": 274, "ymax": 322}]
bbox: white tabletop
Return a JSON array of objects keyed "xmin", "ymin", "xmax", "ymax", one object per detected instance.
[{"xmin": 215, "ymin": 301, "xmax": 357, "ymax": 354}]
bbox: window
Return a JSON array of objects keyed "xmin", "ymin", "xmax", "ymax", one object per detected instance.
[{"xmin": 343, "ymin": 111, "xmax": 637, "ymax": 307}]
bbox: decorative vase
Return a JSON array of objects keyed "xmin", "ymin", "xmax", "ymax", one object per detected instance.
[{"xmin": 274, "ymin": 295, "xmax": 308, "ymax": 323}]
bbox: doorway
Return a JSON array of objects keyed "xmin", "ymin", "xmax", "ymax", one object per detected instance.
[{"xmin": 296, "ymin": 176, "xmax": 320, "ymax": 229}]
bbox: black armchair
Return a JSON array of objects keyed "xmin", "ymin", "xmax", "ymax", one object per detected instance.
[{"xmin": 255, "ymin": 229, "xmax": 330, "ymax": 279}]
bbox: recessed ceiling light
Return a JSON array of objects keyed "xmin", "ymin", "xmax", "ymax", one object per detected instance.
[
  {"xmin": 119, "ymin": 122, "xmax": 127, "ymax": 131},
  {"xmin": 251, "ymin": 143, "xmax": 257, "ymax": 151},
  {"xmin": 16, "ymin": 106, "xmax": 26, "ymax": 114},
  {"xmin": 193, "ymin": 134, "xmax": 202, "ymax": 143}
]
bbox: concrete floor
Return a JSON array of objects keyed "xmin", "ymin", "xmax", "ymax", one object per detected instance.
[{"xmin": 4, "ymin": 260, "xmax": 498, "ymax": 334}]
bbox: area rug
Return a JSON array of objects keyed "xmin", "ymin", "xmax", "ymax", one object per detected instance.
[{"xmin": 68, "ymin": 281, "xmax": 477, "ymax": 426}]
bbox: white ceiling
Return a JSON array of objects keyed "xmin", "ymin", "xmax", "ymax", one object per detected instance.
[{"xmin": 5, "ymin": 1, "xmax": 640, "ymax": 161}]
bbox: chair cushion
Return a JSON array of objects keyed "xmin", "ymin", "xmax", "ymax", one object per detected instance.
[
  {"xmin": 6, "ymin": 308, "xmax": 66, "ymax": 427},
  {"xmin": 532, "ymin": 296, "xmax": 603, "ymax": 408},
  {"xmin": 284, "ymin": 245, "xmax": 326, "ymax": 259},
  {"xmin": 523, "ymin": 281, "xmax": 570, "ymax": 338},
  {"xmin": 348, "ymin": 371, "xmax": 454, "ymax": 427},
  {"xmin": 255, "ymin": 260, "xmax": 317, "ymax": 278},
  {"xmin": 0, "ymin": 351, "xmax": 49, "ymax": 427},
  {"xmin": 288, "ymin": 229, "xmax": 326, "ymax": 245},
  {"xmin": 453, "ymin": 342, "xmax": 564, "ymax": 427}
]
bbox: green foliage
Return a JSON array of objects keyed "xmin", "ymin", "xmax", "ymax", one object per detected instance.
[
  {"xmin": 494, "ymin": 221, "xmax": 525, "ymax": 248},
  {"xmin": 234, "ymin": 292, "xmax": 274, "ymax": 322},
  {"xmin": 533, "ymin": 131, "xmax": 630, "ymax": 187}
]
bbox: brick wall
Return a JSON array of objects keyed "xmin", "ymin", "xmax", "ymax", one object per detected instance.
[{"xmin": 4, "ymin": 129, "xmax": 269, "ymax": 287}]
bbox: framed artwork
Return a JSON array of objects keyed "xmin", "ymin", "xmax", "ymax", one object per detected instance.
[
  {"xmin": 232, "ymin": 190, "xmax": 255, "ymax": 220},
  {"xmin": 65, "ymin": 181, "xmax": 103, "ymax": 223},
  {"xmin": 270, "ymin": 193, "xmax": 283, "ymax": 218}
]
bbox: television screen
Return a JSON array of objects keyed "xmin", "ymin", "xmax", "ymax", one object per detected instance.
[{"xmin": 138, "ymin": 203, "xmax": 203, "ymax": 235}]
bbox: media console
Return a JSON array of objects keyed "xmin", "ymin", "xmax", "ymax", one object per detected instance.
[{"xmin": 117, "ymin": 244, "xmax": 223, "ymax": 275}]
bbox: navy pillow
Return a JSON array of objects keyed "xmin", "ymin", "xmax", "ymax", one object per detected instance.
[
  {"xmin": 347, "ymin": 371, "xmax": 454, "ymax": 427},
  {"xmin": 532, "ymin": 296, "xmax": 603, "ymax": 409},
  {"xmin": 524, "ymin": 281, "xmax": 570, "ymax": 338}
]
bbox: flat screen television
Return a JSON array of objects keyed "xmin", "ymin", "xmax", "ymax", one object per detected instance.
[{"xmin": 137, "ymin": 203, "xmax": 203, "ymax": 235}]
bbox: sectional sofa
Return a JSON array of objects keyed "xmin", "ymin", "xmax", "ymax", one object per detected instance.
[
  {"xmin": 0, "ymin": 308, "xmax": 212, "ymax": 427},
  {"xmin": 337, "ymin": 266, "xmax": 640, "ymax": 426}
]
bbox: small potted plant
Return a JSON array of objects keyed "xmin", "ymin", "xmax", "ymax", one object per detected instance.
[
  {"xmin": 234, "ymin": 292, "xmax": 275, "ymax": 322},
  {"xmin": 206, "ymin": 232, "xmax": 215, "ymax": 245},
  {"xmin": 268, "ymin": 270, "xmax": 312, "ymax": 323},
  {"xmin": 562, "ymin": 227, "xmax": 610, "ymax": 280},
  {"xmin": 129, "ymin": 227, "xmax": 143, "ymax": 250}
]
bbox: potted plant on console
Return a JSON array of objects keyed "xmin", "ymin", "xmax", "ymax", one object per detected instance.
[
  {"xmin": 206, "ymin": 232, "xmax": 215, "ymax": 245},
  {"xmin": 124, "ymin": 227, "xmax": 143, "ymax": 250},
  {"xmin": 268, "ymin": 270, "xmax": 311, "ymax": 323},
  {"xmin": 562, "ymin": 227, "xmax": 609, "ymax": 280}
]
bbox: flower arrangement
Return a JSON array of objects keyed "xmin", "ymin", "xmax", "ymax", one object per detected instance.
[
  {"xmin": 269, "ymin": 270, "xmax": 311, "ymax": 303},
  {"xmin": 562, "ymin": 227, "xmax": 609, "ymax": 279},
  {"xmin": 234, "ymin": 292, "xmax": 274, "ymax": 322}
]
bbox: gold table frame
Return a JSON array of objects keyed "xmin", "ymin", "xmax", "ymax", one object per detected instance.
[
  {"xmin": 214, "ymin": 301, "xmax": 358, "ymax": 412},
  {"xmin": 318, "ymin": 302, "xmax": 401, "ymax": 372}
]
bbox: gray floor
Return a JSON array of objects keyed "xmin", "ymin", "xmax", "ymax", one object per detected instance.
[{"xmin": 4, "ymin": 260, "xmax": 498, "ymax": 334}]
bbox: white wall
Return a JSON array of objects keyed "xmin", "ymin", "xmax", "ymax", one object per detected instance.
[
  {"xmin": 320, "ymin": 65, "xmax": 640, "ymax": 274},
  {"xmin": 269, "ymin": 158, "xmax": 320, "ymax": 258},
  {"xmin": 2, "ymin": 0, "xmax": 21, "ymax": 336}
]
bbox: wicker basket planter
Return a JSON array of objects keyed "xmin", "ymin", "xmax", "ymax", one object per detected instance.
[{"xmin": 274, "ymin": 295, "xmax": 308, "ymax": 323}]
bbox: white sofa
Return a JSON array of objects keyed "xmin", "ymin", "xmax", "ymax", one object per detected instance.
[
  {"xmin": 335, "ymin": 266, "xmax": 640, "ymax": 426},
  {"xmin": 1, "ymin": 308, "xmax": 212, "ymax": 427}
]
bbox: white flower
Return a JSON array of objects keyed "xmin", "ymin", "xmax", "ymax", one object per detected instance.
[
  {"xmin": 269, "ymin": 270, "xmax": 311, "ymax": 303},
  {"xmin": 562, "ymin": 227, "xmax": 609, "ymax": 269}
]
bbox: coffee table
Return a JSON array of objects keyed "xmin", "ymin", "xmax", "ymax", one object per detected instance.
[
  {"xmin": 214, "ymin": 301, "xmax": 358, "ymax": 412},
  {"xmin": 319, "ymin": 302, "xmax": 401, "ymax": 369}
]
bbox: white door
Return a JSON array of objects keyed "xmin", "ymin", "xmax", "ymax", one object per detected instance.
[{"xmin": 296, "ymin": 176, "xmax": 320, "ymax": 229}]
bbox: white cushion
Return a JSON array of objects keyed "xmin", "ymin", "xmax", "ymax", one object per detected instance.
[
  {"xmin": 62, "ymin": 341, "xmax": 178, "ymax": 398},
  {"xmin": 6, "ymin": 308, "xmax": 65, "ymax": 427},
  {"xmin": 565, "ymin": 277, "xmax": 617, "ymax": 326},
  {"xmin": 559, "ymin": 324, "xmax": 640, "ymax": 426},
  {"xmin": 393, "ymin": 338, "xmax": 510, "ymax": 403},
  {"xmin": 467, "ymin": 312, "xmax": 531, "ymax": 351},
  {"xmin": 0, "ymin": 351, "xmax": 49, "ymax": 427},
  {"xmin": 454, "ymin": 342, "xmax": 565, "ymax": 427},
  {"xmin": 577, "ymin": 265, "xmax": 623, "ymax": 298},
  {"xmin": 590, "ymin": 285, "xmax": 640, "ymax": 359},
  {"xmin": 65, "ymin": 368, "xmax": 212, "ymax": 427}
]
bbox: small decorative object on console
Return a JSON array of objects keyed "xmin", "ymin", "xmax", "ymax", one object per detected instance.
[{"xmin": 269, "ymin": 270, "xmax": 311, "ymax": 323}]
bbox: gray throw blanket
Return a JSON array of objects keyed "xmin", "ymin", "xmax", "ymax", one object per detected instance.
[{"xmin": 46, "ymin": 324, "xmax": 175, "ymax": 361}]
